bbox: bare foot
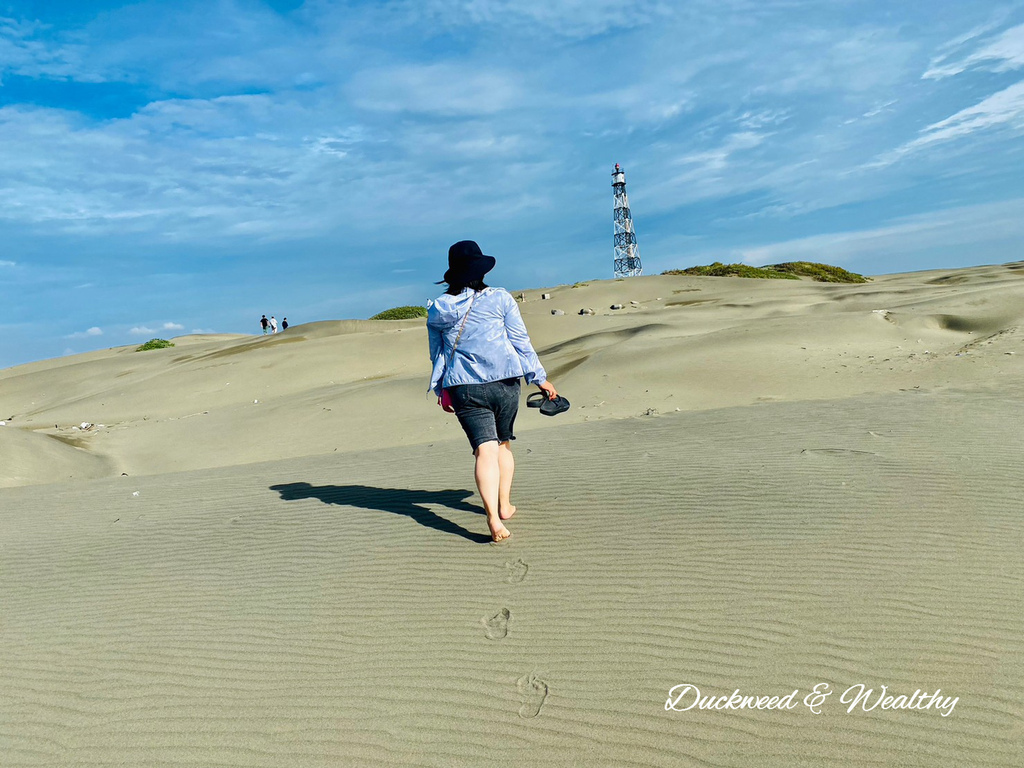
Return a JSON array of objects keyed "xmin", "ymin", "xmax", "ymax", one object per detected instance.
[
  {"xmin": 499, "ymin": 505, "xmax": 517, "ymax": 521},
  {"xmin": 490, "ymin": 523, "xmax": 512, "ymax": 543}
]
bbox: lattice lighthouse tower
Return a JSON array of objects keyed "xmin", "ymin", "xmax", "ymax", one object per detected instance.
[{"xmin": 612, "ymin": 163, "xmax": 642, "ymax": 277}]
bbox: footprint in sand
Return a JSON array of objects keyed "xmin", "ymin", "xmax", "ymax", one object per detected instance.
[
  {"xmin": 483, "ymin": 608, "xmax": 511, "ymax": 640},
  {"xmin": 517, "ymin": 673, "xmax": 549, "ymax": 718},
  {"xmin": 505, "ymin": 558, "xmax": 529, "ymax": 584}
]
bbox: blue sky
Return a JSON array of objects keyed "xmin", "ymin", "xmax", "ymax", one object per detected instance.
[{"xmin": 1, "ymin": 1, "xmax": 1023, "ymax": 368}]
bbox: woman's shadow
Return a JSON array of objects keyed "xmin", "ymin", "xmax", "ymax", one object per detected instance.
[{"xmin": 269, "ymin": 482, "xmax": 491, "ymax": 543}]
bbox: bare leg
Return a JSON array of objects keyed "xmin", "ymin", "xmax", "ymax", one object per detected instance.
[
  {"xmin": 474, "ymin": 441, "xmax": 510, "ymax": 541},
  {"xmin": 497, "ymin": 440, "xmax": 516, "ymax": 520}
]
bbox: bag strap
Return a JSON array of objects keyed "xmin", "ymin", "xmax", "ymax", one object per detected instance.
[{"xmin": 442, "ymin": 291, "xmax": 478, "ymax": 386}]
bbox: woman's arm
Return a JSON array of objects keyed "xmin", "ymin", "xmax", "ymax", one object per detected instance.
[
  {"xmin": 502, "ymin": 291, "xmax": 548, "ymax": 387},
  {"xmin": 426, "ymin": 305, "xmax": 448, "ymax": 395},
  {"xmin": 427, "ymin": 322, "xmax": 443, "ymax": 364}
]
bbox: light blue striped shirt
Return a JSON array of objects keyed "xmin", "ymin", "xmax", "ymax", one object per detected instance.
[{"xmin": 427, "ymin": 287, "xmax": 547, "ymax": 395}]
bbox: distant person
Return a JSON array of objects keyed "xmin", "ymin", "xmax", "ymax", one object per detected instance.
[
  {"xmin": 270, "ymin": 316, "xmax": 278, "ymax": 334},
  {"xmin": 260, "ymin": 315, "xmax": 269, "ymax": 335},
  {"xmin": 281, "ymin": 318, "xmax": 289, "ymax": 331},
  {"xmin": 428, "ymin": 240, "xmax": 558, "ymax": 543}
]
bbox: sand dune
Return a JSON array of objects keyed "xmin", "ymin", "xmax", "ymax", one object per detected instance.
[
  {"xmin": 1, "ymin": 262, "xmax": 1023, "ymax": 765},
  {"xmin": 3, "ymin": 262, "xmax": 1023, "ymax": 484}
]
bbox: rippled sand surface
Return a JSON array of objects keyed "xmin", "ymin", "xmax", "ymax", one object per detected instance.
[{"xmin": 2, "ymin": 263, "xmax": 1023, "ymax": 765}]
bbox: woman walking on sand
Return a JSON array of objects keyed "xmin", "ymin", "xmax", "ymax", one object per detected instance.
[{"xmin": 428, "ymin": 240, "xmax": 558, "ymax": 542}]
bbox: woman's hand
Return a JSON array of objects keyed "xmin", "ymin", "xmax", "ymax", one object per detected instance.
[{"xmin": 538, "ymin": 380, "xmax": 558, "ymax": 400}]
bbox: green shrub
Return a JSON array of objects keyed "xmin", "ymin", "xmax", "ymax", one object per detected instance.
[
  {"xmin": 663, "ymin": 262, "xmax": 799, "ymax": 280},
  {"xmin": 135, "ymin": 338, "xmax": 175, "ymax": 351},
  {"xmin": 662, "ymin": 261, "xmax": 867, "ymax": 283},
  {"xmin": 370, "ymin": 305, "xmax": 428, "ymax": 320},
  {"xmin": 766, "ymin": 261, "xmax": 868, "ymax": 283}
]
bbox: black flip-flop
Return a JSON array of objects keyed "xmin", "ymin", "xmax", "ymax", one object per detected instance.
[{"xmin": 527, "ymin": 391, "xmax": 571, "ymax": 416}]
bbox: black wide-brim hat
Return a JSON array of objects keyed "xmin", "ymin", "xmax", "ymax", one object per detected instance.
[{"xmin": 438, "ymin": 240, "xmax": 496, "ymax": 285}]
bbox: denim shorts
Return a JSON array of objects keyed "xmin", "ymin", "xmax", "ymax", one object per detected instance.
[{"xmin": 448, "ymin": 378, "xmax": 521, "ymax": 451}]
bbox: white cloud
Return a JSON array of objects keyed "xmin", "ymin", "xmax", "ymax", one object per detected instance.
[
  {"xmin": 672, "ymin": 131, "xmax": 768, "ymax": 173},
  {"xmin": 348, "ymin": 64, "xmax": 526, "ymax": 115},
  {"xmin": 0, "ymin": 16, "xmax": 97, "ymax": 82},
  {"xmin": 129, "ymin": 326, "xmax": 156, "ymax": 335},
  {"xmin": 162, "ymin": 321, "xmax": 184, "ymax": 330},
  {"xmin": 309, "ymin": 137, "xmax": 348, "ymax": 158},
  {"xmin": 934, "ymin": 14, "xmax": 1011, "ymax": 56},
  {"xmin": 54, "ymin": 1, "xmax": 315, "ymax": 93},
  {"xmin": 0, "ymin": 4, "xmax": 966, "ymax": 251},
  {"xmin": 0, "ymin": 3, "xmax": 1020, "ymax": 298},
  {"xmin": 64, "ymin": 326, "xmax": 103, "ymax": 339},
  {"xmin": 750, "ymin": 26, "xmax": 915, "ymax": 96},
  {"xmin": 304, "ymin": 127, "xmax": 370, "ymax": 157},
  {"xmin": 0, "ymin": 100, "xmax": 349, "ymax": 239},
  {"xmin": 872, "ymin": 80, "xmax": 1024, "ymax": 166},
  {"xmin": 918, "ymin": 80, "xmax": 1024, "ymax": 140},
  {"xmin": 861, "ymin": 100, "xmax": 898, "ymax": 119},
  {"xmin": 925, "ymin": 23, "xmax": 1024, "ymax": 79},
  {"xmin": 0, "ymin": 259, "xmax": 15, "ymax": 266},
  {"xmin": 402, "ymin": 0, "xmax": 667, "ymax": 38},
  {"xmin": 134, "ymin": 93, "xmax": 278, "ymax": 133},
  {"xmin": 738, "ymin": 109, "xmax": 791, "ymax": 130},
  {"xmin": 637, "ymin": 130, "xmax": 779, "ymax": 212},
  {"xmin": 728, "ymin": 198, "xmax": 1024, "ymax": 267}
]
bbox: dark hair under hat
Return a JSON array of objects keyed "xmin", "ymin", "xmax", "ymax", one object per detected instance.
[{"xmin": 438, "ymin": 240, "xmax": 496, "ymax": 285}]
